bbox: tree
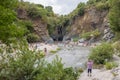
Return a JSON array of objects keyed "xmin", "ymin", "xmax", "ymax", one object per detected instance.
[
  {"xmin": 0, "ymin": 0, "xmax": 26, "ymax": 44},
  {"xmin": 109, "ymin": 0, "xmax": 120, "ymax": 32},
  {"xmin": 77, "ymin": 3, "xmax": 85, "ymax": 16},
  {"xmin": 45, "ymin": 6, "xmax": 53, "ymax": 12}
]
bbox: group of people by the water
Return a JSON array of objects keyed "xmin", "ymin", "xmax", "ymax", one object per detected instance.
[{"xmin": 29, "ymin": 42, "xmax": 64, "ymax": 56}]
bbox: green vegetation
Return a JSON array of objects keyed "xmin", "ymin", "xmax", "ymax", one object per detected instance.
[
  {"xmin": 87, "ymin": 0, "xmax": 110, "ymax": 11},
  {"xmin": 27, "ymin": 5, "xmax": 47, "ymax": 21},
  {"xmin": 0, "ymin": 0, "xmax": 120, "ymax": 79},
  {"xmin": 81, "ymin": 32, "xmax": 91, "ymax": 40},
  {"xmin": 47, "ymin": 17, "xmax": 59, "ymax": 35},
  {"xmin": 105, "ymin": 62, "xmax": 118, "ymax": 70},
  {"xmin": 80, "ymin": 29, "xmax": 101, "ymax": 40},
  {"xmin": 73, "ymin": 37, "xmax": 80, "ymax": 42},
  {"xmin": 27, "ymin": 33, "xmax": 40, "ymax": 42},
  {"xmin": 45, "ymin": 6, "xmax": 54, "ymax": 16},
  {"xmin": 0, "ymin": 0, "xmax": 27, "ymax": 44},
  {"xmin": 17, "ymin": 1, "xmax": 57, "ymax": 39},
  {"xmin": 57, "ymin": 48, "xmax": 61, "ymax": 51},
  {"xmin": 0, "ymin": 43, "xmax": 79, "ymax": 80},
  {"xmin": 50, "ymin": 48, "xmax": 61, "ymax": 54},
  {"xmin": 109, "ymin": 0, "xmax": 120, "ymax": 40},
  {"xmin": 89, "ymin": 43, "xmax": 114, "ymax": 64},
  {"xmin": 112, "ymin": 41, "xmax": 120, "ymax": 57},
  {"xmin": 95, "ymin": 1, "xmax": 109, "ymax": 11},
  {"xmin": 76, "ymin": 3, "xmax": 86, "ymax": 16},
  {"xmin": 67, "ymin": 2, "xmax": 85, "ymax": 20},
  {"xmin": 50, "ymin": 50, "xmax": 58, "ymax": 54},
  {"xmin": 0, "ymin": 1, "xmax": 81, "ymax": 79}
]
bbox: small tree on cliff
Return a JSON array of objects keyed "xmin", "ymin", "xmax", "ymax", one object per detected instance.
[{"xmin": 109, "ymin": 0, "xmax": 120, "ymax": 32}]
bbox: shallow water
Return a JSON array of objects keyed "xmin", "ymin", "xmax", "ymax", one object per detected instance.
[{"xmin": 44, "ymin": 43, "xmax": 91, "ymax": 69}]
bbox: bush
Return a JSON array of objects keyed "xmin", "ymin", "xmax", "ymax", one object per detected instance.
[
  {"xmin": 50, "ymin": 50, "xmax": 58, "ymax": 54},
  {"xmin": 27, "ymin": 33, "xmax": 40, "ymax": 43},
  {"xmin": 80, "ymin": 29, "xmax": 101, "ymax": 40},
  {"xmin": 27, "ymin": 5, "xmax": 47, "ymax": 22},
  {"xmin": 57, "ymin": 48, "xmax": 61, "ymax": 51},
  {"xmin": 112, "ymin": 41, "xmax": 120, "ymax": 56},
  {"xmin": 23, "ymin": 20, "xmax": 33, "ymax": 32},
  {"xmin": 105, "ymin": 62, "xmax": 118, "ymax": 70},
  {"xmin": 81, "ymin": 32, "xmax": 91, "ymax": 40},
  {"xmin": 73, "ymin": 37, "xmax": 79, "ymax": 42},
  {"xmin": 89, "ymin": 43, "xmax": 114, "ymax": 64},
  {"xmin": 77, "ymin": 3, "xmax": 85, "ymax": 16},
  {"xmin": 0, "ymin": 44, "xmax": 42, "ymax": 80},
  {"xmin": 0, "ymin": 44, "xmax": 79, "ymax": 80},
  {"xmin": 92, "ymin": 29, "xmax": 101, "ymax": 38},
  {"xmin": 95, "ymin": 2, "xmax": 109, "ymax": 11},
  {"xmin": 113, "ymin": 32, "xmax": 120, "ymax": 41},
  {"xmin": 87, "ymin": 0, "xmax": 97, "ymax": 5}
]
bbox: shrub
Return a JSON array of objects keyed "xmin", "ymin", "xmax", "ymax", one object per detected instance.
[
  {"xmin": 50, "ymin": 50, "xmax": 58, "ymax": 54},
  {"xmin": 78, "ymin": 68, "xmax": 84, "ymax": 73},
  {"xmin": 105, "ymin": 62, "xmax": 118, "ymax": 70},
  {"xmin": 77, "ymin": 3, "xmax": 85, "ymax": 16},
  {"xmin": 23, "ymin": 20, "xmax": 33, "ymax": 32},
  {"xmin": 34, "ymin": 56, "xmax": 79, "ymax": 80},
  {"xmin": 112, "ymin": 41, "xmax": 120, "ymax": 56},
  {"xmin": 57, "ymin": 48, "xmax": 61, "ymax": 51},
  {"xmin": 95, "ymin": 2, "xmax": 109, "ymax": 11},
  {"xmin": 73, "ymin": 37, "xmax": 79, "ymax": 42},
  {"xmin": 81, "ymin": 32, "xmax": 91, "ymax": 40},
  {"xmin": 27, "ymin": 5, "xmax": 47, "ymax": 22},
  {"xmin": 89, "ymin": 43, "xmax": 114, "ymax": 64},
  {"xmin": 92, "ymin": 29, "xmax": 101, "ymax": 38},
  {"xmin": 27, "ymin": 33, "xmax": 40, "ymax": 43},
  {"xmin": 80, "ymin": 29, "xmax": 101, "ymax": 40},
  {"xmin": 0, "ymin": 44, "xmax": 42, "ymax": 80},
  {"xmin": 0, "ymin": 44, "xmax": 79, "ymax": 80},
  {"xmin": 87, "ymin": 0, "xmax": 97, "ymax": 5}
]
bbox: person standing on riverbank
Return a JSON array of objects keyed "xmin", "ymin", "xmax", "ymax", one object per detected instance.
[
  {"xmin": 87, "ymin": 59, "xmax": 93, "ymax": 77},
  {"xmin": 44, "ymin": 47, "xmax": 47, "ymax": 56}
]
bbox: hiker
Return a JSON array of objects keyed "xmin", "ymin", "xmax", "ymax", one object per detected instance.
[
  {"xmin": 44, "ymin": 48, "xmax": 47, "ymax": 56},
  {"xmin": 87, "ymin": 59, "xmax": 93, "ymax": 77}
]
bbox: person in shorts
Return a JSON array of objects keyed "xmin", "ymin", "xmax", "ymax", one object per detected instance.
[{"xmin": 87, "ymin": 59, "xmax": 93, "ymax": 76}]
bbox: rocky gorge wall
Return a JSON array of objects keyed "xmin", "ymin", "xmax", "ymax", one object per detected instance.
[
  {"xmin": 17, "ymin": 8, "xmax": 53, "ymax": 43},
  {"xmin": 17, "ymin": 6, "xmax": 112, "ymax": 43},
  {"xmin": 63, "ymin": 7, "xmax": 110, "ymax": 41}
]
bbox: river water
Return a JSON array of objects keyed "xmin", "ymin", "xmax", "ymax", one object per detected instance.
[{"xmin": 44, "ymin": 43, "xmax": 91, "ymax": 69}]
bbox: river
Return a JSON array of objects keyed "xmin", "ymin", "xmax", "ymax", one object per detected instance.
[{"xmin": 44, "ymin": 43, "xmax": 91, "ymax": 69}]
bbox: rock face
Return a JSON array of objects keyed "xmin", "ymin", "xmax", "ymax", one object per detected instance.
[
  {"xmin": 17, "ymin": 8, "xmax": 53, "ymax": 43},
  {"xmin": 64, "ymin": 7, "xmax": 109, "ymax": 40},
  {"xmin": 103, "ymin": 27, "xmax": 114, "ymax": 41},
  {"xmin": 17, "ymin": 7, "xmax": 111, "ymax": 42}
]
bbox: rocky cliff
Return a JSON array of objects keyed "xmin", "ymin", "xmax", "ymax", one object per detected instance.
[
  {"xmin": 17, "ymin": 4, "xmax": 112, "ymax": 42},
  {"xmin": 63, "ymin": 7, "xmax": 110, "ymax": 41},
  {"xmin": 17, "ymin": 8, "xmax": 53, "ymax": 43}
]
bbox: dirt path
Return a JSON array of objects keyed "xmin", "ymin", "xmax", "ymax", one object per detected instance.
[{"xmin": 78, "ymin": 69, "xmax": 114, "ymax": 80}]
